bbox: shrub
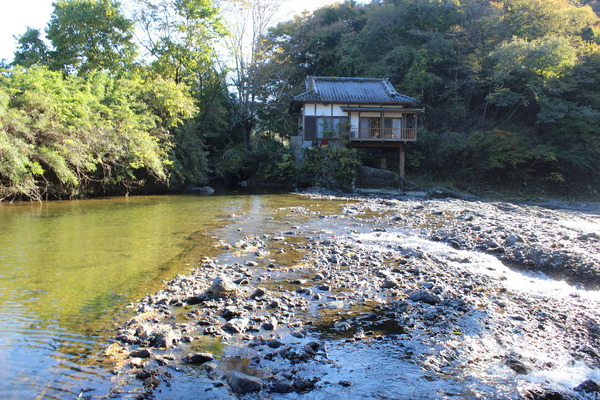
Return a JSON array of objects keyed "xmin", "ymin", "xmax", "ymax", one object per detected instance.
[{"xmin": 301, "ymin": 146, "xmax": 361, "ymax": 190}]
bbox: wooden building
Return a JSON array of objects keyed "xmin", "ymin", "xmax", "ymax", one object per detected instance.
[{"xmin": 290, "ymin": 76, "xmax": 424, "ymax": 177}]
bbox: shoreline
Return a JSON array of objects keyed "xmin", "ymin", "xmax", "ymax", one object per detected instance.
[{"xmin": 101, "ymin": 190, "xmax": 600, "ymax": 399}]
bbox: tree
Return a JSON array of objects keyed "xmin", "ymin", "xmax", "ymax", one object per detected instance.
[
  {"xmin": 222, "ymin": 0, "xmax": 282, "ymax": 149},
  {"xmin": 12, "ymin": 27, "xmax": 50, "ymax": 67},
  {"xmin": 0, "ymin": 66, "xmax": 197, "ymax": 200},
  {"xmin": 46, "ymin": 0, "xmax": 137, "ymax": 74},
  {"xmin": 128, "ymin": 0, "xmax": 228, "ymax": 186},
  {"xmin": 131, "ymin": 0, "xmax": 225, "ymax": 84}
]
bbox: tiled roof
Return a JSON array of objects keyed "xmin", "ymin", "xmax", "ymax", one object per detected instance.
[{"xmin": 292, "ymin": 76, "xmax": 418, "ymax": 105}]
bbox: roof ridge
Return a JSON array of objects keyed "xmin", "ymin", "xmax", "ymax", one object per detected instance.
[
  {"xmin": 308, "ymin": 76, "xmax": 386, "ymax": 82},
  {"xmin": 293, "ymin": 76, "xmax": 419, "ymax": 106}
]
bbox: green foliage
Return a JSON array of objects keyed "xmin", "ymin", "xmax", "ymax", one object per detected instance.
[
  {"xmin": 12, "ymin": 28, "xmax": 49, "ymax": 68},
  {"xmin": 256, "ymin": 0, "xmax": 600, "ymax": 190},
  {"xmin": 213, "ymin": 138, "xmax": 297, "ymax": 185},
  {"xmin": 131, "ymin": 0, "xmax": 225, "ymax": 84},
  {"xmin": 253, "ymin": 139, "xmax": 297, "ymax": 183},
  {"xmin": 46, "ymin": 0, "xmax": 137, "ymax": 74},
  {"xmin": 302, "ymin": 146, "xmax": 361, "ymax": 190},
  {"xmin": 0, "ymin": 66, "xmax": 196, "ymax": 200}
]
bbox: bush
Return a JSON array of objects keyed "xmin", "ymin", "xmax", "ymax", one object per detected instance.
[
  {"xmin": 253, "ymin": 138, "xmax": 297, "ymax": 184},
  {"xmin": 301, "ymin": 146, "xmax": 361, "ymax": 190},
  {"xmin": 0, "ymin": 66, "xmax": 196, "ymax": 200}
]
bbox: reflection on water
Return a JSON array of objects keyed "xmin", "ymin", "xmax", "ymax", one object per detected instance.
[{"xmin": 0, "ymin": 193, "xmax": 344, "ymax": 399}]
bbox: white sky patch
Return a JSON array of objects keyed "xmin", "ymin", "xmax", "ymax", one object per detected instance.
[{"xmin": 0, "ymin": 0, "xmax": 356, "ymax": 63}]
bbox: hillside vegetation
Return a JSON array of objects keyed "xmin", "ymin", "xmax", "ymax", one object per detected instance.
[{"xmin": 1, "ymin": 0, "xmax": 599, "ymax": 200}]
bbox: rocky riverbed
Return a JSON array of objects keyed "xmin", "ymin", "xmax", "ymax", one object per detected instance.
[{"xmin": 101, "ymin": 190, "xmax": 600, "ymax": 399}]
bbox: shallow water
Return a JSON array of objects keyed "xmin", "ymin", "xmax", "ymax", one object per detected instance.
[{"xmin": 0, "ymin": 193, "xmax": 347, "ymax": 399}]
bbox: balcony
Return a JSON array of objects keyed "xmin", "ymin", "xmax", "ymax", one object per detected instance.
[{"xmin": 349, "ymin": 127, "xmax": 417, "ymax": 142}]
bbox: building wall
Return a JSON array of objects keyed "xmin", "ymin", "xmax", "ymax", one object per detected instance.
[
  {"xmin": 300, "ymin": 102, "xmax": 409, "ymax": 141},
  {"xmin": 303, "ymin": 103, "xmax": 348, "ymax": 117}
]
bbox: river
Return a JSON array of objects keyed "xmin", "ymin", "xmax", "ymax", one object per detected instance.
[{"xmin": 0, "ymin": 193, "xmax": 346, "ymax": 399}]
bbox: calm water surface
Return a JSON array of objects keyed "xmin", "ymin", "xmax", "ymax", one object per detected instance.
[{"xmin": 0, "ymin": 193, "xmax": 342, "ymax": 399}]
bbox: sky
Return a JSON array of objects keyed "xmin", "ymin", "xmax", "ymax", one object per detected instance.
[{"xmin": 0, "ymin": 0, "xmax": 345, "ymax": 63}]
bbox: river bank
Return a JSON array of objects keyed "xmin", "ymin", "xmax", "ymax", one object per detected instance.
[{"xmin": 104, "ymin": 190, "xmax": 600, "ymax": 399}]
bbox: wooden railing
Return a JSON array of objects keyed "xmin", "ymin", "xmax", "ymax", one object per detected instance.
[{"xmin": 349, "ymin": 127, "xmax": 417, "ymax": 141}]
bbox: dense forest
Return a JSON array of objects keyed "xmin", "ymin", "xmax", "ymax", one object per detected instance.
[{"xmin": 1, "ymin": 0, "xmax": 599, "ymax": 200}]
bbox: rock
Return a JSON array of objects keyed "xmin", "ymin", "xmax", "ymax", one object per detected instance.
[
  {"xmin": 185, "ymin": 352, "xmax": 214, "ymax": 364},
  {"xmin": 129, "ymin": 357, "xmax": 145, "ymax": 368},
  {"xmin": 250, "ymin": 287, "xmax": 267, "ymax": 299},
  {"xmin": 187, "ymin": 186, "xmax": 215, "ymax": 194},
  {"xmin": 272, "ymin": 379, "xmax": 294, "ymax": 393},
  {"xmin": 505, "ymin": 234, "xmax": 524, "ymax": 246},
  {"xmin": 408, "ymin": 290, "xmax": 441, "ymax": 305},
  {"xmin": 381, "ymin": 277, "xmax": 399, "ymax": 289},
  {"xmin": 227, "ymin": 371, "xmax": 263, "ymax": 394},
  {"xmin": 223, "ymin": 318, "xmax": 249, "ymax": 333},
  {"xmin": 266, "ymin": 339, "xmax": 284, "ymax": 348},
  {"xmin": 339, "ymin": 380, "xmax": 352, "ymax": 387},
  {"xmin": 186, "ymin": 296, "xmax": 203, "ymax": 305},
  {"xmin": 209, "ymin": 275, "xmax": 239, "ymax": 297},
  {"xmin": 262, "ymin": 317, "xmax": 278, "ymax": 331},
  {"xmin": 294, "ymin": 378, "xmax": 316, "ymax": 393},
  {"xmin": 222, "ymin": 306, "xmax": 243, "ymax": 320},
  {"xmin": 574, "ymin": 379, "xmax": 600, "ymax": 393},
  {"xmin": 505, "ymin": 358, "xmax": 530, "ymax": 374},
  {"xmin": 129, "ymin": 348, "xmax": 151, "ymax": 358},
  {"xmin": 151, "ymin": 324, "xmax": 180, "ymax": 348},
  {"xmin": 577, "ymin": 232, "xmax": 599, "ymax": 241},
  {"xmin": 525, "ymin": 389, "xmax": 565, "ymax": 400}
]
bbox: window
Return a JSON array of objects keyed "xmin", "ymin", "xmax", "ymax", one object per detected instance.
[
  {"xmin": 359, "ymin": 116, "xmax": 403, "ymax": 138},
  {"xmin": 384, "ymin": 118, "xmax": 402, "ymax": 138},
  {"xmin": 317, "ymin": 117, "xmax": 349, "ymax": 139}
]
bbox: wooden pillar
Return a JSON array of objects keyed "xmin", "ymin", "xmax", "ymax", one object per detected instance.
[
  {"xmin": 399, "ymin": 143, "xmax": 406, "ymax": 178},
  {"xmin": 380, "ymin": 149, "xmax": 387, "ymax": 170}
]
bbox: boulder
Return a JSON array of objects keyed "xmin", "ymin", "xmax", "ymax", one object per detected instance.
[
  {"xmin": 574, "ymin": 379, "xmax": 600, "ymax": 393},
  {"xmin": 208, "ymin": 275, "xmax": 239, "ymax": 297},
  {"xmin": 408, "ymin": 290, "xmax": 441, "ymax": 305},
  {"xmin": 262, "ymin": 317, "xmax": 278, "ymax": 331},
  {"xmin": 142, "ymin": 324, "xmax": 181, "ymax": 348},
  {"xmin": 185, "ymin": 352, "xmax": 214, "ymax": 364},
  {"xmin": 271, "ymin": 379, "xmax": 294, "ymax": 393},
  {"xmin": 227, "ymin": 371, "xmax": 263, "ymax": 394},
  {"xmin": 356, "ymin": 165, "xmax": 423, "ymax": 191},
  {"xmin": 129, "ymin": 348, "xmax": 151, "ymax": 358},
  {"xmin": 223, "ymin": 318, "xmax": 249, "ymax": 333},
  {"xmin": 505, "ymin": 358, "xmax": 530, "ymax": 374}
]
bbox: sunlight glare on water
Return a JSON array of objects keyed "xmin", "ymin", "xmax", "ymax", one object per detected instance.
[{"xmin": 353, "ymin": 230, "xmax": 600, "ymax": 302}]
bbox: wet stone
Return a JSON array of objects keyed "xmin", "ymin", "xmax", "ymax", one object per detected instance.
[
  {"xmin": 185, "ymin": 352, "xmax": 214, "ymax": 364},
  {"xmin": 574, "ymin": 379, "xmax": 600, "ymax": 393},
  {"xmin": 294, "ymin": 378, "xmax": 316, "ymax": 393},
  {"xmin": 222, "ymin": 306, "xmax": 243, "ymax": 320},
  {"xmin": 150, "ymin": 324, "xmax": 180, "ymax": 348},
  {"xmin": 223, "ymin": 318, "xmax": 249, "ymax": 333},
  {"xmin": 262, "ymin": 317, "xmax": 278, "ymax": 331},
  {"xmin": 209, "ymin": 276, "xmax": 239, "ymax": 297},
  {"xmin": 129, "ymin": 348, "xmax": 151, "ymax": 359},
  {"xmin": 381, "ymin": 277, "xmax": 399, "ymax": 289},
  {"xmin": 227, "ymin": 371, "xmax": 263, "ymax": 394},
  {"xmin": 408, "ymin": 290, "xmax": 441, "ymax": 305},
  {"xmin": 505, "ymin": 358, "xmax": 530, "ymax": 374},
  {"xmin": 266, "ymin": 339, "xmax": 284, "ymax": 348},
  {"xmin": 272, "ymin": 379, "xmax": 294, "ymax": 393}
]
